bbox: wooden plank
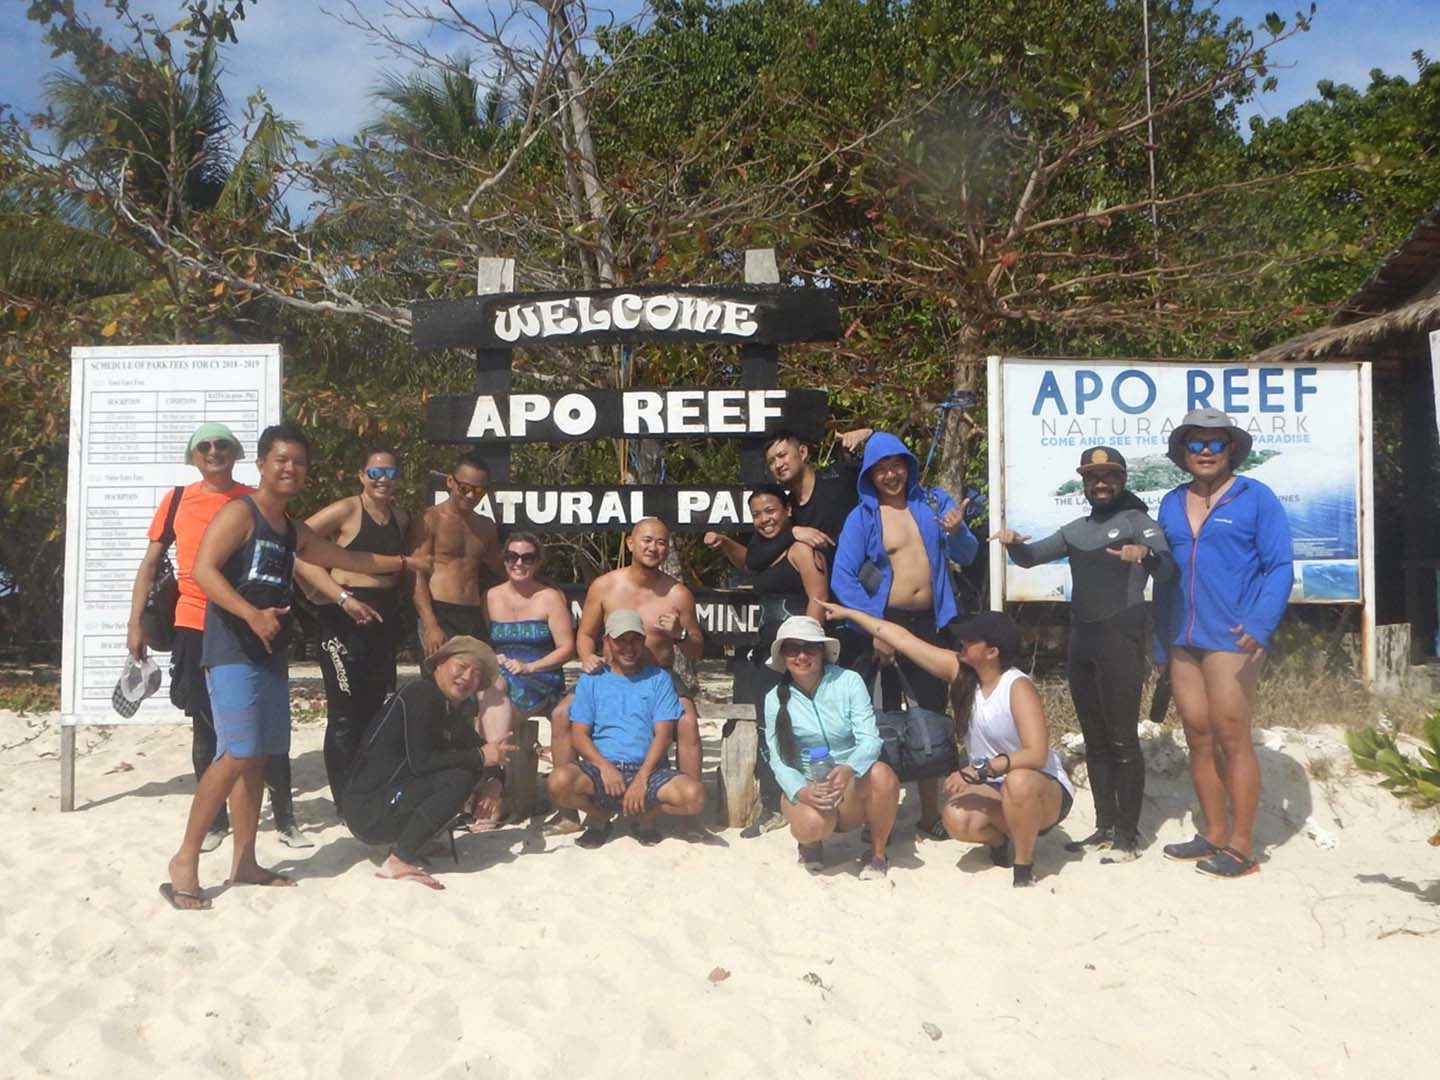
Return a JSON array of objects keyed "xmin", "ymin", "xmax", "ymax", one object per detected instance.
[
  {"xmin": 425, "ymin": 387, "xmax": 827, "ymax": 444},
  {"xmin": 447, "ymin": 483, "xmax": 763, "ymax": 533},
  {"xmin": 60, "ymin": 724, "xmax": 75, "ymax": 812},
  {"xmin": 474, "ymin": 257, "xmax": 514, "ymax": 483},
  {"xmin": 716, "ymin": 718, "xmax": 760, "ymax": 829},
  {"xmin": 412, "ymin": 284, "xmax": 841, "ymax": 350},
  {"xmin": 741, "ymin": 248, "xmax": 782, "ymax": 484},
  {"xmin": 504, "ymin": 717, "xmax": 541, "ymax": 822}
]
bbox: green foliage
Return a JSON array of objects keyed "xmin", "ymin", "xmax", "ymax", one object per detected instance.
[{"xmin": 1347, "ymin": 713, "xmax": 1440, "ymax": 810}]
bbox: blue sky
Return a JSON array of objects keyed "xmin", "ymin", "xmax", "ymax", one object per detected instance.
[{"xmin": 1, "ymin": 1, "xmax": 1435, "ymax": 152}]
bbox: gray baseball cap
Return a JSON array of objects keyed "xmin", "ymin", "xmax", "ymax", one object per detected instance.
[{"xmin": 604, "ymin": 610, "xmax": 646, "ymax": 639}]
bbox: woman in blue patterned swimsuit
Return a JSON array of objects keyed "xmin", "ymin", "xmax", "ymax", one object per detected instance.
[{"xmin": 474, "ymin": 533, "xmax": 576, "ymax": 826}]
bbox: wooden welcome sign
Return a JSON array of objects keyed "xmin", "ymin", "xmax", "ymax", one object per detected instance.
[
  {"xmin": 412, "ymin": 284, "xmax": 840, "ymax": 349},
  {"xmin": 411, "ymin": 256, "xmax": 839, "ymax": 555}
]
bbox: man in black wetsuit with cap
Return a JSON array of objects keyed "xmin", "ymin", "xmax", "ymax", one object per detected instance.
[{"xmin": 994, "ymin": 446, "xmax": 1176, "ymax": 861}]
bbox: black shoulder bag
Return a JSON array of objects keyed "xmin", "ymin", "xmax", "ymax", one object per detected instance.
[
  {"xmin": 139, "ymin": 485, "xmax": 185, "ymax": 652},
  {"xmin": 871, "ymin": 664, "xmax": 960, "ymax": 781}
]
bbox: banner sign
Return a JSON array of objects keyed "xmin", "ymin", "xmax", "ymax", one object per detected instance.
[
  {"xmin": 61, "ymin": 345, "xmax": 283, "ymax": 726},
  {"xmin": 994, "ymin": 358, "xmax": 1364, "ymax": 604},
  {"xmin": 436, "ymin": 484, "xmax": 763, "ymax": 532},
  {"xmin": 412, "ymin": 284, "xmax": 841, "ymax": 349},
  {"xmin": 426, "ymin": 387, "xmax": 827, "ymax": 443}
]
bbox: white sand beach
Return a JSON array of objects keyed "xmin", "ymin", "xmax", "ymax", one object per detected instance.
[{"xmin": 2, "ymin": 701, "xmax": 1436, "ymax": 1079}]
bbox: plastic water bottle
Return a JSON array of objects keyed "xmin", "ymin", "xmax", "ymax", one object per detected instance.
[{"xmin": 805, "ymin": 746, "xmax": 835, "ymax": 783}]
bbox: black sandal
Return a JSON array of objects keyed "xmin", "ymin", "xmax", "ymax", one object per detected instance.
[{"xmin": 575, "ymin": 819, "xmax": 614, "ymax": 849}]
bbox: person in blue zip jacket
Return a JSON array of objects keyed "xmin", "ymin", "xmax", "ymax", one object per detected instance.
[
  {"xmin": 1153, "ymin": 407, "xmax": 1293, "ymax": 880},
  {"xmin": 831, "ymin": 431, "xmax": 979, "ymax": 840}
]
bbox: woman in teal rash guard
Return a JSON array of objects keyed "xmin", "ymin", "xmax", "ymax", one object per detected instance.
[{"xmin": 764, "ymin": 616, "xmax": 900, "ymax": 880}]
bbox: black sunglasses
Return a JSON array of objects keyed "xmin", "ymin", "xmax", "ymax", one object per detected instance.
[
  {"xmin": 193, "ymin": 439, "xmax": 235, "ymax": 455},
  {"xmin": 503, "ymin": 551, "xmax": 539, "ymax": 565}
]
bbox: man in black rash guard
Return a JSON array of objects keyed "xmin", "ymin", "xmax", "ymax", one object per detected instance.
[
  {"xmin": 343, "ymin": 636, "xmax": 515, "ymax": 890},
  {"xmin": 764, "ymin": 428, "xmax": 872, "ymax": 665},
  {"xmin": 994, "ymin": 446, "xmax": 1176, "ymax": 861}
]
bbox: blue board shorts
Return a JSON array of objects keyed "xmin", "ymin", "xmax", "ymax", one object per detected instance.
[
  {"xmin": 576, "ymin": 760, "xmax": 680, "ymax": 813},
  {"xmin": 206, "ymin": 663, "xmax": 291, "ymax": 759}
]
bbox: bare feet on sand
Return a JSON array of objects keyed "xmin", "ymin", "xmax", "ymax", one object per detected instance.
[
  {"xmin": 228, "ymin": 858, "xmax": 297, "ymax": 887},
  {"xmin": 375, "ymin": 852, "xmax": 444, "ymax": 890}
]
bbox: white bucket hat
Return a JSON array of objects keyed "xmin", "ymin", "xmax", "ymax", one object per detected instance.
[{"xmin": 766, "ymin": 615, "xmax": 840, "ymax": 672}]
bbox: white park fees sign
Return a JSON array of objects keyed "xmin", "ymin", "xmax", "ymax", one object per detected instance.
[{"xmin": 60, "ymin": 345, "xmax": 282, "ymax": 731}]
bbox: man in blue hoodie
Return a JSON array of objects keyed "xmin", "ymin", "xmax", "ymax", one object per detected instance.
[
  {"xmin": 832, "ymin": 432, "xmax": 979, "ymax": 838},
  {"xmin": 1153, "ymin": 407, "xmax": 1293, "ymax": 880}
]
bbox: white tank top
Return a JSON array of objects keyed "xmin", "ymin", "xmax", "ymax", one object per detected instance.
[{"xmin": 966, "ymin": 668, "xmax": 1075, "ymax": 796}]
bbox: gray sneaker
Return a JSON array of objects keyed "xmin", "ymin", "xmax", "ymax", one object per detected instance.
[
  {"xmin": 740, "ymin": 809, "xmax": 786, "ymax": 839},
  {"xmin": 200, "ymin": 825, "xmax": 228, "ymax": 853},
  {"xmin": 276, "ymin": 823, "xmax": 314, "ymax": 849}
]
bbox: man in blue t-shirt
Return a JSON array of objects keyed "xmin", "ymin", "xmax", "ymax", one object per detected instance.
[{"xmin": 546, "ymin": 610, "xmax": 706, "ymax": 848}]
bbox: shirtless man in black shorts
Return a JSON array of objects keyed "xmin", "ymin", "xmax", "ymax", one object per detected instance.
[{"xmin": 410, "ymin": 451, "xmax": 506, "ymax": 655}]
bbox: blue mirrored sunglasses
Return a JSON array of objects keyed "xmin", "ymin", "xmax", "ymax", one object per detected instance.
[
  {"xmin": 364, "ymin": 466, "xmax": 398, "ymax": 480},
  {"xmin": 1185, "ymin": 438, "xmax": 1229, "ymax": 455}
]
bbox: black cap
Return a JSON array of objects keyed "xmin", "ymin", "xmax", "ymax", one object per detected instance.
[
  {"xmin": 951, "ymin": 611, "xmax": 1023, "ymax": 658},
  {"xmin": 1077, "ymin": 446, "xmax": 1126, "ymax": 474}
]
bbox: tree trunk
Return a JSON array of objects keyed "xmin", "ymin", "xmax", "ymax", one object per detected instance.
[{"xmin": 934, "ymin": 330, "xmax": 986, "ymax": 498}]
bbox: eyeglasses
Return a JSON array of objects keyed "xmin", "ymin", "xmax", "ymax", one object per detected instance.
[
  {"xmin": 193, "ymin": 439, "xmax": 235, "ymax": 455},
  {"xmin": 364, "ymin": 466, "xmax": 398, "ymax": 480},
  {"xmin": 503, "ymin": 551, "xmax": 538, "ymax": 565},
  {"xmin": 779, "ymin": 641, "xmax": 822, "ymax": 657},
  {"xmin": 450, "ymin": 476, "xmax": 486, "ymax": 498},
  {"xmin": 1185, "ymin": 438, "xmax": 1229, "ymax": 455}
]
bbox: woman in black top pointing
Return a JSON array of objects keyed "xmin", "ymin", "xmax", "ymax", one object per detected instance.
[
  {"xmin": 295, "ymin": 448, "xmax": 411, "ymax": 812},
  {"xmin": 995, "ymin": 446, "xmax": 1175, "ymax": 861}
]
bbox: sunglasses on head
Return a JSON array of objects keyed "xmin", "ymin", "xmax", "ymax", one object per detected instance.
[
  {"xmin": 503, "ymin": 550, "xmax": 538, "ymax": 565},
  {"xmin": 450, "ymin": 476, "xmax": 486, "ymax": 497},
  {"xmin": 193, "ymin": 439, "xmax": 235, "ymax": 455},
  {"xmin": 1185, "ymin": 438, "xmax": 1229, "ymax": 455},
  {"xmin": 364, "ymin": 466, "xmax": 398, "ymax": 480},
  {"xmin": 779, "ymin": 641, "xmax": 822, "ymax": 656}
]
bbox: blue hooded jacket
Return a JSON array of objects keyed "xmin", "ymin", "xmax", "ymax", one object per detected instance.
[
  {"xmin": 1152, "ymin": 475, "xmax": 1294, "ymax": 662},
  {"xmin": 831, "ymin": 432, "xmax": 978, "ymax": 628}
]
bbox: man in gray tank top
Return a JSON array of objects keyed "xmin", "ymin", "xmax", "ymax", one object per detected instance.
[
  {"xmin": 160, "ymin": 424, "xmax": 429, "ymax": 911},
  {"xmin": 994, "ymin": 446, "xmax": 1175, "ymax": 861}
]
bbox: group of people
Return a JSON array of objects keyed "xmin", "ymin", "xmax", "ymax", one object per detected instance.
[{"xmin": 137, "ymin": 401, "xmax": 1292, "ymax": 908}]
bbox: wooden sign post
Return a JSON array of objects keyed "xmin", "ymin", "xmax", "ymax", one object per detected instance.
[{"xmin": 411, "ymin": 251, "xmax": 841, "ymax": 825}]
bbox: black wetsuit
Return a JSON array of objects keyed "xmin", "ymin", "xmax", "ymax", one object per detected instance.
[
  {"xmin": 343, "ymin": 679, "xmax": 486, "ymax": 863},
  {"xmin": 1006, "ymin": 491, "xmax": 1176, "ymax": 841},
  {"xmin": 317, "ymin": 504, "xmax": 404, "ymax": 812}
]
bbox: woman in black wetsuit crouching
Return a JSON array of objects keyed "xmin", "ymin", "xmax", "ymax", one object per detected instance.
[{"xmin": 343, "ymin": 636, "xmax": 515, "ymax": 890}]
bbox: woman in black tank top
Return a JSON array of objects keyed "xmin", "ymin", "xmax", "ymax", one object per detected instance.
[
  {"xmin": 294, "ymin": 448, "xmax": 411, "ymax": 811},
  {"xmin": 704, "ymin": 485, "xmax": 831, "ymax": 830}
]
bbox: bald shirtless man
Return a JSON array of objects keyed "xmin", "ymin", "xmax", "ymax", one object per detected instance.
[
  {"xmin": 831, "ymin": 432, "xmax": 978, "ymax": 840},
  {"xmin": 410, "ymin": 451, "xmax": 506, "ymax": 656},
  {"xmin": 546, "ymin": 519, "xmax": 704, "ymax": 832}
]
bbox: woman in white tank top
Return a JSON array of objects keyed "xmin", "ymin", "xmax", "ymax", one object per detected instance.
[{"xmin": 823, "ymin": 604, "xmax": 1074, "ymax": 887}]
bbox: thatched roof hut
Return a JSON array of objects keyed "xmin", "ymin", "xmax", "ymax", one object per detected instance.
[{"xmin": 1256, "ymin": 206, "xmax": 1440, "ymax": 675}]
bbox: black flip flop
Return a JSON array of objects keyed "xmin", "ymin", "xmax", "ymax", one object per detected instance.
[
  {"xmin": 1195, "ymin": 845, "xmax": 1260, "ymax": 879},
  {"xmin": 633, "ymin": 824, "xmax": 663, "ymax": 847},
  {"xmin": 159, "ymin": 882, "xmax": 212, "ymax": 911},
  {"xmin": 575, "ymin": 819, "xmax": 614, "ymax": 849}
]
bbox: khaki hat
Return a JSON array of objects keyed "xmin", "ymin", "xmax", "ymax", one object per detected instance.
[
  {"xmin": 423, "ymin": 635, "xmax": 499, "ymax": 685},
  {"xmin": 604, "ymin": 610, "xmax": 646, "ymax": 639},
  {"xmin": 1166, "ymin": 407, "xmax": 1252, "ymax": 472},
  {"xmin": 766, "ymin": 615, "xmax": 841, "ymax": 672},
  {"xmin": 184, "ymin": 422, "xmax": 245, "ymax": 463}
]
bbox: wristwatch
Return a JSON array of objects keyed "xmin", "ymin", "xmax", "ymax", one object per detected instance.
[{"xmin": 337, "ymin": 589, "xmax": 354, "ymax": 606}]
